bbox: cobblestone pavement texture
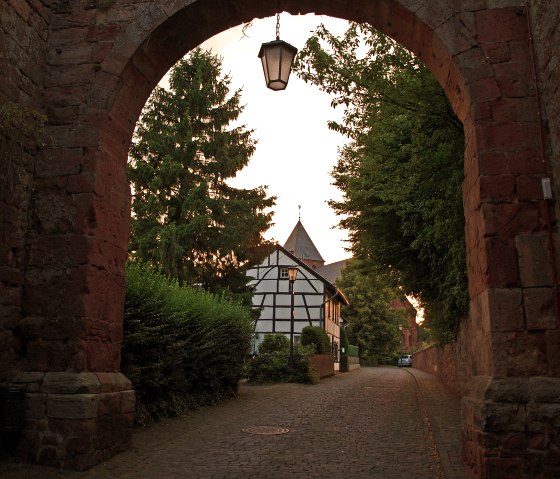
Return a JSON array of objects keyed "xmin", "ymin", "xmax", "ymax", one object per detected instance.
[{"xmin": 1, "ymin": 367, "xmax": 466, "ymax": 479}]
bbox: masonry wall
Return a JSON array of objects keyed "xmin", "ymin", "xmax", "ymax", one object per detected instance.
[
  {"xmin": 1, "ymin": 0, "xmax": 560, "ymax": 475},
  {"xmin": 412, "ymin": 345, "xmax": 462, "ymax": 397},
  {"xmin": 0, "ymin": 1, "xmax": 50, "ymax": 382},
  {"xmin": 531, "ymin": 2, "xmax": 560, "ymax": 202}
]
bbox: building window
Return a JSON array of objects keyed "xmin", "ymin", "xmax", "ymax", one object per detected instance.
[{"xmin": 280, "ymin": 267, "xmax": 289, "ymax": 279}]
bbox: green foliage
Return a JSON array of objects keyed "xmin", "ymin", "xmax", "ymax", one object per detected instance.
[
  {"xmin": 258, "ymin": 333, "xmax": 290, "ymax": 354},
  {"xmin": 335, "ymin": 257, "xmax": 406, "ymax": 361},
  {"xmin": 340, "ymin": 326, "xmax": 350, "ymax": 352},
  {"xmin": 247, "ymin": 345, "xmax": 319, "ymax": 384},
  {"xmin": 347, "ymin": 344, "xmax": 359, "ymax": 357},
  {"xmin": 122, "ymin": 262, "xmax": 253, "ymax": 425},
  {"xmin": 128, "ymin": 48, "xmax": 275, "ymax": 302},
  {"xmin": 301, "ymin": 325, "xmax": 331, "ymax": 354},
  {"xmin": 294, "ymin": 23, "xmax": 467, "ymax": 344}
]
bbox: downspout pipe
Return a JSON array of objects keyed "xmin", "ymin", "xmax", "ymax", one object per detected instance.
[{"xmin": 525, "ymin": 1, "xmax": 560, "ymax": 326}]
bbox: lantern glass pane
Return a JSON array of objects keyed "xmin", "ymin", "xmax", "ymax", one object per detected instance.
[
  {"xmin": 280, "ymin": 48, "xmax": 296, "ymax": 83},
  {"xmin": 287, "ymin": 267, "xmax": 299, "ymax": 282},
  {"xmin": 260, "ymin": 55, "xmax": 270, "ymax": 86}
]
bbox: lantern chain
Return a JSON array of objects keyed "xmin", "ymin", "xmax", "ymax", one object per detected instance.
[{"xmin": 276, "ymin": 13, "xmax": 280, "ymax": 40}]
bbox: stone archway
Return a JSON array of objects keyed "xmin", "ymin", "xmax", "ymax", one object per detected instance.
[{"xmin": 1, "ymin": 1, "xmax": 559, "ymax": 477}]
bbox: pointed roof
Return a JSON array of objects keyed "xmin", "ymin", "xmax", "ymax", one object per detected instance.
[
  {"xmin": 275, "ymin": 244, "xmax": 349, "ymax": 306},
  {"xmin": 283, "ymin": 220, "xmax": 325, "ymax": 263}
]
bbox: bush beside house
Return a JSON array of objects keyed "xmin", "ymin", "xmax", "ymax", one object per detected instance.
[
  {"xmin": 247, "ymin": 333, "xmax": 319, "ymax": 384},
  {"xmin": 122, "ymin": 262, "xmax": 253, "ymax": 425},
  {"xmin": 301, "ymin": 325, "xmax": 332, "ymax": 354},
  {"xmin": 301, "ymin": 326, "xmax": 335, "ymax": 378}
]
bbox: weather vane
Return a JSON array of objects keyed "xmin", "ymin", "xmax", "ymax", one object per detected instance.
[{"xmin": 298, "ymin": 205, "xmax": 301, "ymax": 221}]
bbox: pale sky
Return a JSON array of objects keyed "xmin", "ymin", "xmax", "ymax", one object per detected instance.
[{"xmin": 197, "ymin": 14, "xmax": 352, "ymax": 264}]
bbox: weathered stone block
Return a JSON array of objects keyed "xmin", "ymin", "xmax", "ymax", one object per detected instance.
[
  {"xmin": 13, "ymin": 371, "xmax": 45, "ymax": 385},
  {"xmin": 480, "ymin": 203, "xmax": 540, "ymax": 238},
  {"xmin": 482, "ymin": 402, "xmax": 526, "ymax": 432},
  {"xmin": 483, "ymin": 238, "xmax": 520, "ymax": 289},
  {"xmin": 479, "ymin": 175, "xmax": 516, "ymax": 202},
  {"xmin": 47, "ymin": 394, "xmax": 99, "ymax": 419},
  {"xmin": 41, "ymin": 372, "xmax": 101, "ymax": 394},
  {"xmin": 37, "ymin": 446, "xmax": 61, "ymax": 467},
  {"xmin": 485, "ymin": 378, "xmax": 530, "ymax": 403},
  {"xmin": 482, "ymin": 288, "xmax": 525, "ymax": 332},
  {"xmin": 39, "ymin": 430, "xmax": 63, "ymax": 447},
  {"xmin": 481, "ymin": 456, "xmax": 523, "ymax": 479},
  {"xmin": 96, "ymin": 372, "xmax": 132, "ymax": 393},
  {"xmin": 516, "ymin": 234, "xmax": 553, "ymax": 287},
  {"xmin": 18, "ymin": 316, "xmax": 43, "ymax": 339},
  {"xmin": 529, "ymin": 377, "xmax": 560, "ymax": 403},
  {"xmin": 544, "ymin": 449, "xmax": 560, "ymax": 466},
  {"xmin": 527, "ymin": 403, "xmax": 560, "ymax": 432},
  {"xmin": 480, "ymin": 41, "xmax": 511, "ymax": 64},
  {"xmin": 502, "ymin": 432, "xmax": 528, "ymax": 451},
  {"xmin": 24, "ymin": 392, "xmax": 46, "ymax": 420},
  {"xmin": 66, "ymin": 435, "xmax": 93, "ymax": 455},
  {"xmin": 546, "ymin": 330, "xmax": 560, "ymax": 375},
  {"xmin": 524, "ymin": 288, "xmax": 556, "ymax": 330},
  {"xmin": 98, "ymin": 392, "xmax": 120, "ymax": 416},
  {"xmin": 120, "ymin": 390, "xmax": 135, "ymax": 414},
  {"xmin": 527, "ymin": 433, "xmax": 549, "ymax": 450},
  {"xmin": 492, "ymin": 331, "xmax": 548, "ymax": 377}
]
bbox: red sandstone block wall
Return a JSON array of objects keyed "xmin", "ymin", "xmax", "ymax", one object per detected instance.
[
  {"xmin": 413, "ymin": 345, "xmax": 462, "ymax": 397},
  {"xmin": 531, "ymin": 2, "xmax": 560, "ymax": 204},
  {"xmin": 0, "ymin": 1, "xmax": 50, "ymax": 382}
]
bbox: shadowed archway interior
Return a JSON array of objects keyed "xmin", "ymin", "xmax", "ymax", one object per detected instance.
[{"xmin": 1, "ymin": 1, "xmax": 558, "ymax": 477}]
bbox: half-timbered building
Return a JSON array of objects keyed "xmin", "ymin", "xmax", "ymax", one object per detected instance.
[{"xmin": 247, "ymin": 221, "xmax": 349, "ymax": 359}]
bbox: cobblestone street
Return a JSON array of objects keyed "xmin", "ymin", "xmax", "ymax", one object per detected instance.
[{"xmin": 1, "ymin": 367, "xmax": 466, "ymax": 479}]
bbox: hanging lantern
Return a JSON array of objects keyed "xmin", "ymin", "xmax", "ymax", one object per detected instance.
[{"xmin": 258, "ymin": 14, "xmax": 298, "ymax": 91}]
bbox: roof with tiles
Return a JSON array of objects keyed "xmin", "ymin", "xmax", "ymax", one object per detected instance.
[{"xmin": 283, "ymin": 220, "xmax": 325, "ymax": 263}]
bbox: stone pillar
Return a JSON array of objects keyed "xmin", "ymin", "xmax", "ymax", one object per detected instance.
[
  {"xmin": 13, "ymin": 372, "xmax": 134, "ymax": 471},
  {"xmin": 461, "ymin": 238, "xmax": 560, "ymax": 478},
  {"xmin": 455, "ymin": 4, "xmax": 560, "ymax": 477}
]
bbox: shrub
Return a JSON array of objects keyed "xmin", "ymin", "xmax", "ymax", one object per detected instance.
[
  {"xmin": 258, "ymin": 333, "xmax": 290, "ymax": 354},
  {"xmin": 301, "ymin": 325, "xmax": 331, "ymax": 354},
  {"xmin": 122, "ymin": 262, "xmax": 253, "ymax": 425},
  {"xmin": 347, "ymin": 344, "xmax": 359, "ymax": 357},
  {"xmin": 247, "ymin": 344, "xmax": 319, "ymax": 384}
]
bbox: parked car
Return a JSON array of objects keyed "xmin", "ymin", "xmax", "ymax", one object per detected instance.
[{"xmin": 398, "ymin": 354, "xmax": 413, "ymax": 367}]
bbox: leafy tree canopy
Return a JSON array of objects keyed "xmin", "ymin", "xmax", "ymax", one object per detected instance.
[
  {"xmin": 128, "ymin": 49, "xmax": 275, "ymax": 301},
  {"xmin": 336, "ymin": 258, "xmax": 406, "ymax": 360},
  {"xmin": 294, "ymin": 24, "xmax": 468, "ymax": 344}
]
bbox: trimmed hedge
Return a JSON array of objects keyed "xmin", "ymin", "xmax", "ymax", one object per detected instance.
[
  {"xmin": 122, "ymin": 262, "xmax": 253, "ymax": 425},
  {"xmin": 301, "ymin": 325, "xmax": 331, "ymax": 354},
  {"xmin": 347, "ymin": 344, "xmax": 359, "ymax": 357},
  {"xmin": 340, "ymin": 326, "xmax": 350, "ymax": 352}
]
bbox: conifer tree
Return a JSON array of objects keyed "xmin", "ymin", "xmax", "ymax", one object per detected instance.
[{"xmin": 128, "ymin": 48, "xmax": 275, "ymax": 299}]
